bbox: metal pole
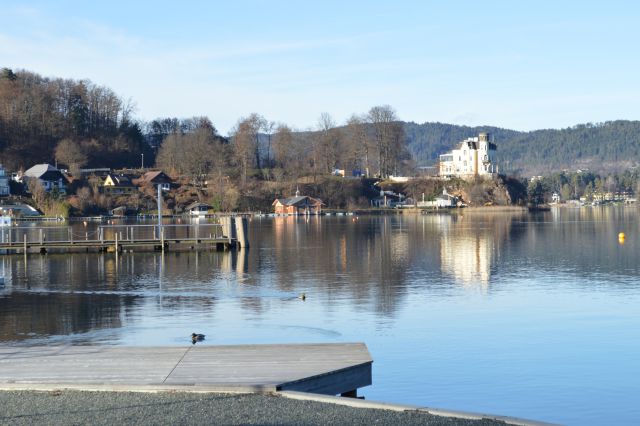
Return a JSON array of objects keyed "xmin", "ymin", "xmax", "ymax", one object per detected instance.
[{"xmin": 157, "ymin": 184, "xmax": 162, "ymax": 238}]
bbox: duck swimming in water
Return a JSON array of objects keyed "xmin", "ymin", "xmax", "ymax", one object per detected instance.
[
  {"xmin": 298, "ymin": 293, "xmax": 306, "ymax": 301},
  {"xmin": 191, "ymin": 333, "xmax": 205, "ymax": 344}
]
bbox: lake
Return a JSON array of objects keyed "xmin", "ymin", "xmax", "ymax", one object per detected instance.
[{"xmin": 1, "ymin": 207, "xmax": 639, "ymax": 425}]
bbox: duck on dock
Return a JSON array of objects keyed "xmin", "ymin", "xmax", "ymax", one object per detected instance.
[{"xmin": 191, "ymin": 333, "xmax": 205, "ymax": 344}]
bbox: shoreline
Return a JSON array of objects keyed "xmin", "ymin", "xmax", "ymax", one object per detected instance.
[{"xmin": 0, "ymin": 388, "xmax": 557, "ymax": 426}]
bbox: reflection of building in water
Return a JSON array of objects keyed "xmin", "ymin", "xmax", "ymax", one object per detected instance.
[
  {"xmin": 440, "ymin": 233, "xmax": 493, "ymax": 288},
  {"xmin": 439, "ymin": 214, "xmax": 516, "ymax": 290},
  {"xmin": 390, "ymin": 231, "xmax": 409, "ymax": 263}
]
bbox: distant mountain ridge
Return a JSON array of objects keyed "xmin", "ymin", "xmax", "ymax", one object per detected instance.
[{"xmin": 404, "ymin": 120, "xmax": 640, "ymax": 176}]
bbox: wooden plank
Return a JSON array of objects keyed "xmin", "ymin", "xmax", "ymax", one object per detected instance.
[
  {"xmin": 0, "ymin": 344, "xmax": 372, "ymax": 395},
  {"xmin": 0, "ymin": 346, "xmax": 188, "ymax": 384}
]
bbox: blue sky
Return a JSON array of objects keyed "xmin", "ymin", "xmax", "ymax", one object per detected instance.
[{"xmin": 1, "ymin": 1, "xmax": 638, "ymax": 134}]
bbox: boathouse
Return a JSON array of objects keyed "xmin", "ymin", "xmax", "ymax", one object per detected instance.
[
  {"xmin": 136, "ymin": 170, "xmax": 173, "ymax": 191},
  {"xmin": 186, "ymin": 201, "xmax": 212, "ymax": 216},
  {"xmin": 272, "ymin": 190, "xmax": 323, "ymax": 215}
]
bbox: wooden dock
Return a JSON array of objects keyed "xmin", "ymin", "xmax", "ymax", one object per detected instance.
[
  {"xmin": 0, "ymin": 221, "xmax": 249, "ymax": 254},
  {"xmin": 0, "ymin": 343, "xmax": 372, "ymax": 396}
]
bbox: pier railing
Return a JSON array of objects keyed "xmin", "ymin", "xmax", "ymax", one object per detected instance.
[{"xmin": 0, "ymin": 223, "xmax": 234, "ymax": 253}]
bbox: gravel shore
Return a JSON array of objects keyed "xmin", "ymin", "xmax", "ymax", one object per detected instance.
[{"xmin": 0, "ymin": 390, "xmax": 509, "ymax": 425}]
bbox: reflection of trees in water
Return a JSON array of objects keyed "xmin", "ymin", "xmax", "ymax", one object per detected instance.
[
  {"xmin": 265, "ymin": 216, "xmax": 426, "ymax": 317},
  {"xmin": 0, "ymin": 251, "xmax": 228, "ymax": 343},
  {"xmin": 0, "ymin": 293, "xmax": 130, "ymax": 342}
]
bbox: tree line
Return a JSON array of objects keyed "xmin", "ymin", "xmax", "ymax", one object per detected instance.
[
  {"xmin": 1, "ymin": 68, "xmax": 411, "ymax": 187},
  {"xmin": 0, "ymin": 68, "xmax": 151, "ymax": 172},
  {"xmin": 4, "ymin": 66, "xmax": 640, "ymax": 196}
]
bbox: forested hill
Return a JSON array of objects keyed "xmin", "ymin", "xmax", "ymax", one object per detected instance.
[
  {"xmin": 0, "ymin": 68, "xmax": 152, "ymax": 170},
  {"xmin": 405, "ymin": 120, "xmax": 640, "ymax": 176},
  {"xmin": 3, "ymin": 67, "xmax": 640, "ymax": 178}
]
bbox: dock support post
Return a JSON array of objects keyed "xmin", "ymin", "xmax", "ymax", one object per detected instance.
[
  {"xmin": 234, "ymin": 217, "xmax": 249, "ymax": 249},
  {"xmin": 220, "ymin": 217, "xmax": 231, "ymax": 239},
  {"xmin": 161, "ymin": 228, "xmax": 165, "ymax": 253},
  {"xmin": 39, "ymin": 229, "xmax": 43, "ymax": 245},
  {"xmin": 115, "ymin": 232, "xmax": 118, "ymax": 254},
  {"xmin": 23, "ymin": 234, "xmax": 27, "ymax": 255}
]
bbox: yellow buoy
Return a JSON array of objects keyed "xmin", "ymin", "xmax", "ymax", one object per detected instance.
[{"xmin": 618, "ymin": 232, "xmax": 625, "ymax": 239}]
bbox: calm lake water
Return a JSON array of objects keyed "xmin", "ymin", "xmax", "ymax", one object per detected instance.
[{"xmin": 1, "ymin": 207, "xmax": 639, "ymax": 425}]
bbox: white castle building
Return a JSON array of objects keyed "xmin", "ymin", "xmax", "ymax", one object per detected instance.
[{"xmin": 439, "ymin": 132, "xmax": 497, "ymax": 179}]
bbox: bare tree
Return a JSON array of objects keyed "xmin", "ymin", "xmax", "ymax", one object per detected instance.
[
  {"xmin": 265, "ymin": 120, "xmax": 276, "ymax": 168},
  {"xmin": 183, "ymin": 127, "xmax": 217, "ymax": 187},
  {"xmin": 246, "ymin": 113, "xmax": 266, "ymax": 169},
  {"xmin": 345, "ymin": 114, "xmax": 371, "ymax": 176},
  {"xmin": 314, "ymin": 113, "xmax": 341, "ymax": 175},
  {"xmin": 231, "ymin": 119, "xmax": 255, "ymax": 186},
  {"xmin": 272, "ymin": 124, "xmax": 294, "ymax": 171},
  {"xmin": 367, "ymin": 105, "xmax": 404, "ymax": 178},
  {"xmin": 155, "ymin": 132, "xmax": 182, "ymax": 175},
  {"xmin": 155, "ymin": 127, "xmax": 218, "ymax": 186},
  {"xmin": 55, "ymin": 138, "xmax": 87, "ymax": 175}
]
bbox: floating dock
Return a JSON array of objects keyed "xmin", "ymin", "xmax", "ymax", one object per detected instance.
[{"xmin": 0, "ymin": 343, "xmax": 372, "ymax": 397}]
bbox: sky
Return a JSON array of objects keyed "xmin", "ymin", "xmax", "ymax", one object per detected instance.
[{"xmin": 1, "ymin": 1, "xmax": 639, "ymax": 134}]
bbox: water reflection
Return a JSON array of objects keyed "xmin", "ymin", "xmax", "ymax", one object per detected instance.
[
  {"xmin": 266, "ymin": 215, "xmax": 413, "ymax": 316},
  {"xmin": 2, "ymin": 210, "xmax": 637, "ymax": 345},
  {"xmin": 439, "ymin": 213, "xmax": 520, "ymax": 290}
]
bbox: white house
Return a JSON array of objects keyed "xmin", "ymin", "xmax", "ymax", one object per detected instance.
[
  {"xmin": 418, "ymin": 189, "xmax": 459, "ymax": 208},
  {"xmin": 23, "ymin": 164, "xmax": 67, "ymax": 194},
  {"xmin": 0, "ymin": 165, "xmax": 10, "ymax": 196},
  {"xmin": 439, "ymin": 133, "xmax": 497, "ymax": 179}
]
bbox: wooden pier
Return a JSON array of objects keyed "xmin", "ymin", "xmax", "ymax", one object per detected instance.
[
  {"xmin": 0, "ymin": 219, "xmax": 250, "ymax": 254},
  {"xmin": 0, "ymin": 343, "xmax": 372, "ymax": 397}
]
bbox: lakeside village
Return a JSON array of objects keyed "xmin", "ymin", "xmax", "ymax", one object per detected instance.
[{"xmin": 0, "ymin": 131, "xmax": 637, "ymax": 222}]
